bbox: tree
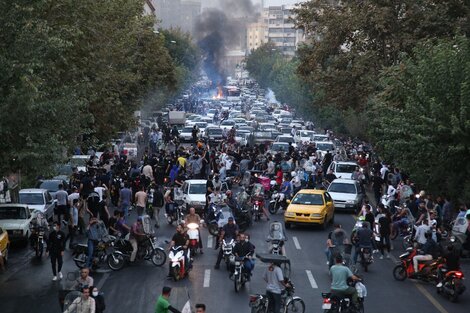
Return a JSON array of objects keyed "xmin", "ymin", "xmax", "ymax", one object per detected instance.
[
  {"xmin": 369, "ymin": 37, "xmax": 470, "ymax": 201},
  {"xmin": 293, "ymin": 0, "xmax": 470, "ymax": 112}
]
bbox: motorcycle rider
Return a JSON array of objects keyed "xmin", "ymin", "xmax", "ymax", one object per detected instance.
[
  {"xmin": 214, "ymin": 217, "xmax": 239, "ymax": 269},
  {"xmin": 63, "ymin": 286, "xmax": 95, "ymax": 313},
  {"xmin": 184, "ymin": 207, "xmax": 203, "ymax": 254},
  {"xmin": 330, "ymin": 255, "xmax": 361, "ymax": 309},
  {"xmin": 86, "ymin": 217, "xmax": 104, "ymax": 269},
  {"xmin": 168, "ymin": 224, "xmax": 190, "ymax": 276},
  {"xmin": 352, "ymin": 222, "xmax": 373, "ymax": 265},
  {"xmin": 232, "ymin": 233, "xmax": 255, "ymax": 280},
  {"xmin": 30, "ymin": 212, "xmax": 49, "ymax": 247},
  {"xmin": 130, "ymin": 217, "xmax": 146, "ymax": 263},
  {"xmin": 436, "ymin": 244, "xmax": 461, "ymax": 288},
  {"xmin": 73, "ymin": 267, "xmax": 94, "ymax": 290},
  {"xmin": 412, "ymin": 231, "xmax": 438, "ymax": 276},
  {"xmin": 414, "ymin": 219, "xmax": 431, "ymax": 248},
  {"xmin": 263, "ymin": 261, "xmax": 289, "ymax": 313}
]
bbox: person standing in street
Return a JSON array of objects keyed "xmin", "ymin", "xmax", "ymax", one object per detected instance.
[
  {"xmin": 66, "ymin": 198, "xmax": 79, "ymax": 249},
  {"xmin": 263, "ymin": 262, "xmax": 287, "ymax": 313},
  {"xmin": 86, "ymin": 217, "xmax": 102, "ymax": 268},
  {"xmin": 55, "ymin": 184, "xmax": 69, "ymax": 224},
  {"xmin": 119, "ymin": 183, "xmax": 132, "ymax": 217},
  {"xmin": 46, "ymin": 221, "xmax": 65, "ymax": 281},
  {"xmin": 134, "ymin": 185, "xmax": 147, "ymax": 217},
  {"xmin": 155, "ymin": 286, "xmax": 181, "ymax": 313}
]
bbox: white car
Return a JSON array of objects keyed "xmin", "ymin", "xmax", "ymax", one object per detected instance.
[
  {"xmin": 275, "ymin": 135, "xmax": 297, "ymax": 148},
  {"xmin": 180, "ymin": 126, "xmax": 196, "ymax": 142},
  {"xmin": 295, "ymin": 130, "xmax": 316, "ymax": 143},
  {"xmin": 122, "ymin": 143, "xmax": 138, "ymax": 160},
  {"xmin": 207, "ymin": 109, "xmax": 217, "ymax": 119},
  {"xmin": 18, "ymin": 189, "xmax": 56, "ymax": 220},
  {"xmin": 220, "ymin": 119, "xmax": 236, "ymax": 131},
  {"xmin": 193, "ymin": 122, "xmax": 208, "ymax": 134},
  {"xmin": 327, "ymin": 179, "xmax": 364, "ymax": 212},
  {"xmin": 315, "ymin": 141, "xmax": 336, "ymax": 158},
  {"xmin": 312, "ymin": 134, "xmax": 329, "ymax": 142},
  {"xmin": 0, "ymin": 204, "xmax": 36, "ymax": 243},
  {"xmin": 328, "ymin": 161, "xmax": 358, "ymax": 179},
  {"xmin": 70, "ymin": 155, "xmax": 90, "ymax": 172},
  {"xmin": 177, "ymin": 180, "xmax": 207, "ymax": 215}
]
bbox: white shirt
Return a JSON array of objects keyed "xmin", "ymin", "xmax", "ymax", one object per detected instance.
[
  {"xmin": 414, "ymin": 224, "xmax": 431, "ymax": 245},
  {"xmin": 68, "ymin": 192, "xmax": 80, "ymax": 206},
  {"xmin": 380, "ymin": 166, "xmax": 389, "ymax": 180},
  {"xmin": 225, "ymin": 158, "xmax": 233, "ymax": 171},
  {"xmin": 94, "ymin": 187, "xmax": 106, "ymax": 201}
]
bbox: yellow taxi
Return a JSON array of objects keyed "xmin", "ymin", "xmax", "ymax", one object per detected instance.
[
  {"xmin": 284, "ymin": 189, "xmax": 335, "ymax": 229},
  {"xmin": 0, "ymin": 226, "xmax": 10, "ymax": 263}
]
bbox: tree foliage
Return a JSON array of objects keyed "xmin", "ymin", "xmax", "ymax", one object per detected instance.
[
  {"xmin": 369, "ymin": 37, "xmax": 470, "ymax": 201},
  {"xmin": 0, "ymin": 0, "xmax": 198, "ymax": 179},
  {"xmin": 293, "ymin": 0, "xmax": 470, "ymax": 111}
]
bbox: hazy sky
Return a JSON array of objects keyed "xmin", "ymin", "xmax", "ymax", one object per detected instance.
[{"xmin": 200, "ymin": 0, "xmax": 305, "ymax": 8}]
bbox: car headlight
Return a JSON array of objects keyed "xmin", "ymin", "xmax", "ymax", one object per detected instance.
[
  {"xmin": 285, "ymin": 212, "xmax": 295, "ymax": 217},
  {"xmin": 311, "ymin": 213, "xmax": 323, "ymax": 218},
  {"xmin": 346, "ymin": 200, "xmax": 355, "ymax": 204}
]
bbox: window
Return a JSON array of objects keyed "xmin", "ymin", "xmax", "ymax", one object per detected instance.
[
  {"xmin": 291, "ymin": 193, "xmax": 324, "ymax": 205},
  {"xmin": 329, "ymin": 183, "xmax": 357, "ymax": 194}
]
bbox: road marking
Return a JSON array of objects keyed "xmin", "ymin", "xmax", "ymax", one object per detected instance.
[
  {"xmin": 203, "ymin": 269, "xmax": 211, "ymax": 287},
  {"xmin": 207, "ymin": 235, "xmax": 213, "ymax": 248},
  {"xmin": 292, "ymin": 236, "xmax": 301, "ymax": 250},
  {"xmin": 96, "ymin": 273, "xmax": 110, "ymax": 290},
  {"xmin": 306, "ymin": 270, "xmax": 318, "ymax": 289}
]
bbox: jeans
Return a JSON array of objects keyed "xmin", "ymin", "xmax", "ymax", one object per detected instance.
[
  {"xmin": 379, "ymin": 235, "xmax": 391, "ymax": 255},
  {"xmin": 86, "ymin": 239, "xmax": 96, "ymax": 268},
  {"xmin": 266, "ymin": 290, "xmax": 282, "ymax": 313},
  {"xmin": 121, "ymin": 203, "xmax": 130, "ymax": 217},
  {"xmin": 136, "ymin": 205, "xmax": 144, "ymax": 217},
  {"xmin": 243, "ymin": 259, "xmax": 254, "ymax": 275},
  {"xmin": 50, "ymin": 253, "xmax": 63, "ymax": 276}
]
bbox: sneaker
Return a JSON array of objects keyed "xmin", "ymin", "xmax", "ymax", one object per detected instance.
[
  {"xmin": 436, "ymin": 282, "xmax": 443, "ymax": 288},
  {"xmin": 58, "ymin": 272, "xmax": 63, "ymax": 279},
  {"xmin": 52, "ymin": 276, "xmax": 58, "ymax": 281},
  {"xmin": 379, "ymin": 255, "xmax": 384, "ymax": 260}
]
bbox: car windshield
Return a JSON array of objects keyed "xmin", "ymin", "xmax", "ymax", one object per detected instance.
[
  {"xmin": 189, "ymin": 184, "xmax": 206, "ymax": 194},
  {"xmin": 254, "ymin": 132, "xmax": 272, "ymax": 139},
  {"xmin": 221, "ymin": 120, "xmax": 234, "ymax": 125},
  {"xmin": 329, "ymin": 183, "xmax": 357, "ymax": 194},
  {"xmin": 313, "ymin": 136, "xmax": 328, "ymax": 141},
  {"xmin": 300, "ymin": 131, "xmax": 313, "ymax": 137},
  {"xmin": 0, "ymin": 207, "xmax": 28, "ymax": 220},
  {"xmin": 336, "ymin": 164, "xmax": 357, "ymax": 173},
  {"xmin": 291, "ymin": 193, "xmax": 324, "ymax": 205},
  {"xmin": 317, "ymin": 143, "xmax": 334, "ymax": 151},
  {"xmin": 39, "ymin": 181, "xmax": 60, "ymax": 192},
  {"xmin": 182, "ymin": 127, "xmax": 193, "ymax": 132},
  {"xmin": 19, "ymin": 193, "xmax": 45, "ymax": 205},
  {"xmin": 272, "ymin": 144, "xmax": 289, "ymax": 151},
  {"xmin": 278, "ymin": 137, "xmax": 294, "ymax": 143},
  {"xmin": 70, "ymin": 158, "xmax": 88, "ymax": 166},
  {"xmin": 56, "ymin": 164, "xmax": 72, "ymax": 175},
  {"xmin": 208, "ymin": 128, "xmax": 222, "ymax": 135}
]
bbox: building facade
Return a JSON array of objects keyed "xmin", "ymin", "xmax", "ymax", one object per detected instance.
[{"xmin": 247, "ymin": 22, "xmax": 267, "ymax": 52}]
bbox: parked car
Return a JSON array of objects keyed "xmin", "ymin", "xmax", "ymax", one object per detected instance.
[
  {"xmin": 205, "ymin": 127, "xmax": 224, "ymax": 143},
  {"xmin": 327, "ymin": 179, "xmax": 364, "ymax": 212},
  {"xmin": 327, "ymin": 161, "xmax": 359, "ymax": 180},
  {"xmin": 180, "ymin": 126, "xmax": 196, "ymax": 142},
  {"xmin": 0, "ymin": 204, "xmax": 35, "ymax": 244},
  {"xmin": 295, "ymin": 130, "xmax": 316, "ymax": 143},
  {"xmin": 35, "ymin": 179, "xmax": 69, "ymax": 198},
  {"xmin": 284, "ymin": 189, "xmax": 335, "ymax": 229},
  {"xmin": 315, "ymin": 141, "xmax": 336, "ymax": 158},
  {"xmin": 0, "ymin": 226, "xmax": 10, "ymax": 262},
  {"xmin": 18, "ymin": 189, "xmax": 56, "ymax": 220},
  {"xmin": 275, "ymin": 135, "xmax": 297, "ymax": 148}
]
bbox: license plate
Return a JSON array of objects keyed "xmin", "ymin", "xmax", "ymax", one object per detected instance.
[{"xmin": 322, "ymin": 303, "xmax": 331, "ymax": 310}]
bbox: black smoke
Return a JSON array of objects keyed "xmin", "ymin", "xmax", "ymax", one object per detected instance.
[{"xmin": 194, "ymin": 0, "xmax": 259, "ymax": 84}]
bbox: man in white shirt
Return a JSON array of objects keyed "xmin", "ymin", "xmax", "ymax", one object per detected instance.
[{"xmin": 414, "ymin": 220, "xmax": 431, "ymax": 246}]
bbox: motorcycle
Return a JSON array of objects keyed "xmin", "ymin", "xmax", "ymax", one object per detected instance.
[
  {"xmin": 30, "ymin": 225, "xmax": 47, "ymax": 258},
  {"xmin": 357, "ymin": 247, "xmax": 373, "ymax": 273},
  {"xmin": 268, "ymin": 191, "xmax": 286, "ymax": 215},
  {"xmin": 222, "ymin": 238, "xmax": 236, "ymax": 270},
  {"xmin": 107, "ymin": 234, "xmax": 166, "ymax": 271},
  {"xmin": 187, "ymin": 222, "xmax": 201, "ymax": 257},
  {"xmin": 207, "ymin": 203, "xmax": 237, "ymax": 236},
  {"xmin": 166, "ymin": 201, "xmax": 185, "ymax": 226},
  {"xmin": 322, "ymin": 279, "xmax": 367, "ymax": 313},
  {"xmin": 169, "ymin": 246, "xmax": 191, "ymax": 281},
  {"xmin": 251, "ymin": 183, "xmax": 265, "ymax": 222},
  {"xmin": 249, "ymin": 279, "xmax": 305, "ymax": 313},
  {"xmin": 73, "ymin": 236, "xmax": 116, "ymax": 269},
  {"xmin": 233, "ymin": 256, "xmax": 251, "ymax": 292},
  {"xmin": 392, "ymin": 247, "xmax": 444, "ymax": 282},
  {"xmin": 437, "ymin": 268, "xmax": 466, "ymax": 302}
]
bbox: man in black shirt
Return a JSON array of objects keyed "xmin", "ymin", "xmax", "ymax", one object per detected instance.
[
  {"xmin": 168, "ymin": 224, "xmax": 189, "ymax": 277},
  {"xmin": 46, "ymin": 221, "xmax": 65, "ymax": 281},
  {"xmin": 214, "ymin": 217, "xmax": 239, "ymax": 269},
  {"xmin": 233, "ymin": 233, "xmax": 255, "ymax": 279}
]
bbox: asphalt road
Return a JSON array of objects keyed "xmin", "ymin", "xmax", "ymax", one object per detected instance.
[{"xmin": 1, "ymin": 200, "xmax": 469, "ymax": 313}]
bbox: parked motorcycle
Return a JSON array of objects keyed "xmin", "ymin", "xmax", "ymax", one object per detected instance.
[
  {"xmin": 437, "ymin": 268, "xmax": 466, "ymax": 302},
  {"xmin": 107, "ymin": 234, "xmax": 166, "ymax": 271},
  {"xmin": 168, "ymin": 246, "xmax": 191, "ymax": 281},
  {"xmin": 322, "ymin": 279, "xmax": 367, "ymax": 313},
  {"xmin": 187, "ymin": 222, "xmax": 201, "ymax": 257},
  {"xmin": 73, "ymin": 236, "xmax": 116, "ymax": 269},
  {"xmin": 249, "ymin": 279, "xmax": 305, "ymax": 313},
  {"xmin": 268, "ymin": 191, "xmax": 286, "ymax": 215},
  {"xmin": 393, "ymin": 247, "xmax": 443, "ymax": 282}
]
